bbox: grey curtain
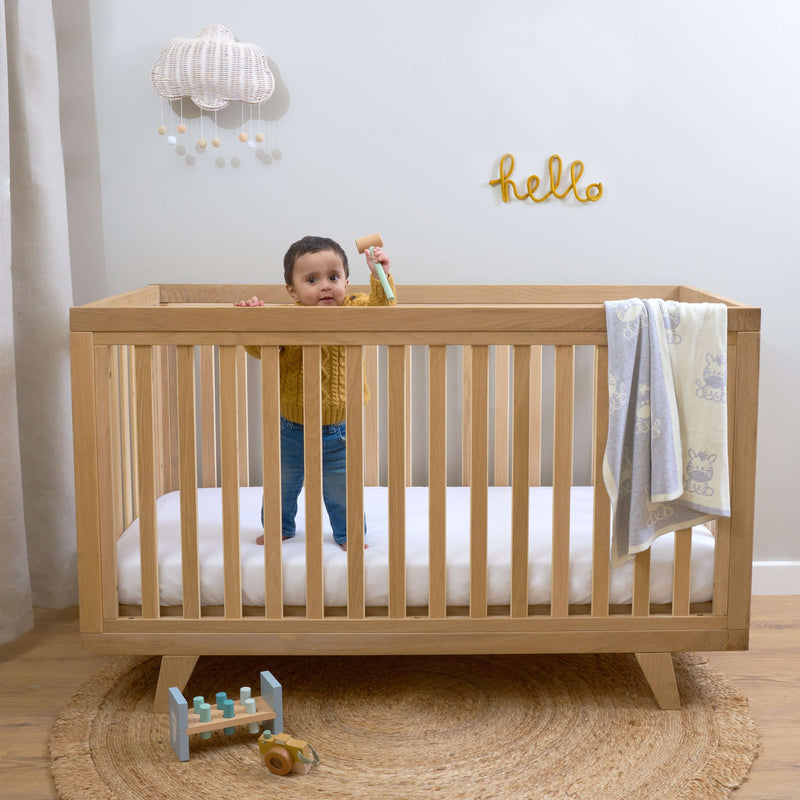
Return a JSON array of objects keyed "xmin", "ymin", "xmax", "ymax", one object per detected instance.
[{"xmin": 1, "ymin": 0, "xmax": 78, "ymax": 643}]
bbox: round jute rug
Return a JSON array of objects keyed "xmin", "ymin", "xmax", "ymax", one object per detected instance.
[{"xmin": 50, "ymin": 652, "xmax": 758, "ymax": 800}]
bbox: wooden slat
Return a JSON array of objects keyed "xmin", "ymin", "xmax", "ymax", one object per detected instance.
[
  {"xmin": 364, "ymin": 345, "xmax": 380, "ymax": 485},
  {"xmin": 134, "ymin": 346, "xmax": 159, "ymax": 620},
  {"xmin": 157, "ymin": 345, "xmax": 173, "ymax": 494},
  {"xmin": 672, "ymin": 529, "xmax": 692, "ymax": 616},
  {"xmin": 470, "ymin": 345, "xmax": 489, "ymax": 619},
  {"xmin": 236, "ymin": 346, "xmax": 249, "ymax": 486},
  {"xmin": 108, "ymin": 346, "xmax": 123, "ymax": 537},
  {"xmin": 346, "ymin": 346, "xmax": 365, "ymax": 619},
  {"xmin": 261, "ymin": 346, "xmax": 283, "ymax": 620},
  {"xmin": 405, "ymin": 345, "xmax": 413, "ymax": 486},
  {"xmin": 153, "ymin": 345, "xmax": 166, "ymax": 496},
  {"xmin": 218, "ymin": 346, "xmax": 242, "ymax": 619},
  {"xmin": 529, "ymin": 345, "xmax": 542, "ymax": 487},
  {"xmin": 199, "ymin": 345, "xmax": 217, "ymax": 488},
  {"xmin": 161, "ymin": 345, "xmax": 175, "ymax": 493},
  {"xmin": 712, "ymin": 517, "xmax": 731, "ymax": 617},
  {"xmin": 131, "ymin": 345, "xmax": 140, "ymax": 518},
  {"xmin": 591, "ymin": 345, "xmax": 611, "ymax": 617},
  {"xmin": 93, "ymin": 347, "xmax": 118, "ymax": 621},
  {"xmin": 118, "ymin": 345, "xmax": 132, "ymax": 527},
  {"xmin": 494, "ymin": 345, "xmax": 510, "ymax": 486},
  {"xmin": 551, "ymin": 345, "xmax": 574, "ymax": 617},
  {"xmin": 167, "ymin": 346, "xmax": 180, "ymax": 492},
  {"xmin": 727, "ymin": 332, "xmax": 760, "ymax": 630},
  {"xmin": 461, "ymin": 345, "xmax": 472, "ymax": 486},
  {"xmin": 387, "ymin": 346, "xmax": 407, "ymax": 618},
  {"xmin": 176, "ymin": 346, "xmax": 200, "ymax": 619},
  {"xmin": 119, "ymin": 345, "xmax": 137, "ymax": 523},
  {"xmin": 428, "ymin": 345, "xmax": 447, "ymax": 619},
  {"xmin": 633, "ymin": 549, "xmax": 651, "ymax": 617},
  {"xmin": 510, "ymin": 345, "xmax": 531, "ymax": 618},
  {"xmin": 303, "ymin": 346, "xmax": 324, "ymax": 620},
  {"xmin": 713, "ymin": 341, "xmax": 737, "ymax": 616}
]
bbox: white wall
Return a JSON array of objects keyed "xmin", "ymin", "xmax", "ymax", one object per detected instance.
[{"xmin": 62, "ymin": 1, "xmax": 800, "ymax": 567}]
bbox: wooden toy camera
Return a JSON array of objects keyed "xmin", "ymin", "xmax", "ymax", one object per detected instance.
[{"xmin": 258, "ymin": 731, "xmax": 320, "ymax": 775}]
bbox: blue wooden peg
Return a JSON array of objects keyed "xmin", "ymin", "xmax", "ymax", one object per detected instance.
[
  {"xmin": 223, "ymin": 698, "xmax": 235, "ymax": 735},
  {"xmin": 199, "ymin": 702, "xmax": 212, "ymax": 739}
]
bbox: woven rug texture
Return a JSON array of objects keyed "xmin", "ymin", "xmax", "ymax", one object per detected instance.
[{"xmin": 50, "ymin": 652, "xmax": 759, "ymax": 800}]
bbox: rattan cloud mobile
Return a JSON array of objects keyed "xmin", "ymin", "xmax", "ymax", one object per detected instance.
[{"xmin": 151, "ymin": 24, "xmax": 277, "ymax": 165}]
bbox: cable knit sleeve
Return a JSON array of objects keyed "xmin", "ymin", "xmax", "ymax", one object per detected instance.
[{"xmin": 345, "ymin": 274, "xmax": 397, "ymax": 307}]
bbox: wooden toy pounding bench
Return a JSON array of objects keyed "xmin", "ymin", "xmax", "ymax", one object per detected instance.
[
  {"xmin": 69, "ymin": 284, "xmax": 760, "ymax": 712},
  {"xmin": 168, "ymin": 669, "xmax": 283, "ymax": 761}
]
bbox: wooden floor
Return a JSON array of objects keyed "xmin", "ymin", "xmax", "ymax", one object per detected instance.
[{"xmin": 0, "ymin": 596, "xmax": 797, "ymax": 800}]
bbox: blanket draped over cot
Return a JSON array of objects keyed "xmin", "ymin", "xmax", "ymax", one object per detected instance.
[{"xmin": 603, "ymin": 299, "xmax": 730, "ymax": 567}]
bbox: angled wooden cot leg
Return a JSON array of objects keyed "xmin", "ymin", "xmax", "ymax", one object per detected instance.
[
  {"xmin": 634, "ymin": 652, "xmax": 681, "ymax": 709},
  {"xmin": 153, "ymin": 655, "xmax": 200, "ymax": 712}
]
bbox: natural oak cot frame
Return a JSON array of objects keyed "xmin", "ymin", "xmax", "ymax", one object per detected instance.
[{"xmin": 69, "ymin": 284, "xmax": 761, "ymax": 713}]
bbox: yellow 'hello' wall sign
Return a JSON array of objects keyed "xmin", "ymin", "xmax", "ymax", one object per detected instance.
[{"xmin": 490, "ymin": 154, "xmax": 603, "ymax": 204}]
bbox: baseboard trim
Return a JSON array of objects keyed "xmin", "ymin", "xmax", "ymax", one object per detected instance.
[{"xmin": 752, "ymin": 561, "xmax": 800, "ymax": 595}]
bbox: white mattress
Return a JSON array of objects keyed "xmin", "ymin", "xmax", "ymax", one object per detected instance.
[{"xmin": 117, "ymin": 486, "xmax": 715, "ymax": 608}]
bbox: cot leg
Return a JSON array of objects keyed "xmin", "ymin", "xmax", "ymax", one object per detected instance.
[
  {"xmin": 634, "ymin": 652, "xmax": 681, "ymax": 710},
  {"xmin": 154, "ymin": 655, "xmax": 200, "ymax": 713}
]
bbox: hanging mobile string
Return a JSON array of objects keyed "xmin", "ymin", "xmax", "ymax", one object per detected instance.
[
  {"xmin": 230, "ymin": 104, "xmax": 241, "ymax": 167},
  {"xmin": 256, "ymin": 102, "xmax": 264, "ymax": 144},
  {"xmin": 177, "ymin": 98, "xmax": 186, "ymax": 135},
  {"xmin": 158, "ymin": 97, "xmax": 167, "ymax": 135},
  {"xmin": 164, "ymin": 98, "xmax": 177, "ymax": 146},
  {"xmin": 198, "ymin": 110, "xmax": 206, "ymax": 149},
  {"xmin": 238, "ymin": 102, "xmax": 249, "ymax": 143},
  {"xmin": 212, "ymin": 110, "xmax": 221, "ymax": 148},
  {"xmin": 247, "ymin": 105, "xmax": 256, "ymax": 149}
]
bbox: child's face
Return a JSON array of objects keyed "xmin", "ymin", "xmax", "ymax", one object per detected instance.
[{"xmin": 286, "ymin": 250, "xmax": 349, "ymax": 306}]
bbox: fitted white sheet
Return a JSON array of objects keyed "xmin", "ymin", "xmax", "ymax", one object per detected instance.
[{"xmin": 116, "ymin": 486, "xmax": 715, "ymax": 608}]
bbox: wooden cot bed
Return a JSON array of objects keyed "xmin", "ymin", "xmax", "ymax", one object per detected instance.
[{"xmin": 69, "ymin": 284, "xmax": 761, "ymax": 712}]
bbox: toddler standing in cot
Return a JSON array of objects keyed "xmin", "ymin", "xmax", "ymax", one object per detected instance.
[{"xmin": 236, "ymin": 235, "xmax": 396, "ymax": 550}]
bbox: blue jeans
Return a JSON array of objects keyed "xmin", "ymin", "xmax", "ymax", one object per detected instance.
[{"xmin": 262, "ymin": 417, "xmax": 364, "ymax": 546}]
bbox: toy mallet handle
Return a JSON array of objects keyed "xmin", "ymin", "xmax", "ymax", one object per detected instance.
[{"xmin": 355, "ymin": 233, "xmax": 394, "ymax": 302}]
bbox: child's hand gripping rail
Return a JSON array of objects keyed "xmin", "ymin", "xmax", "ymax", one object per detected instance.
[{"xmin": 355, "ymin": 233, "xmax": 395, "ymax": 302}]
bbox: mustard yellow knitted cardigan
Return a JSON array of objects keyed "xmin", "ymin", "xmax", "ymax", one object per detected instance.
[{"xmin": 244, "ymin": 274, "xmax": 395, "ymax": 425}]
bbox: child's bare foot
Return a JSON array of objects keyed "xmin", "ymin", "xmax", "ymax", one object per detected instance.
[
  {"xmin": 338, "ymin": 542, "xmax": 369, "ymax": 551},
  {"xmin": 256, "ymin": 534, "xmax": 292, "ymax": 545}
]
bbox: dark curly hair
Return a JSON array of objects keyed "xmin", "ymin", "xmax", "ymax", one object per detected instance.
[{"xmin": 283, "ymin": 236, "xmax": 349, "ymax": 285}]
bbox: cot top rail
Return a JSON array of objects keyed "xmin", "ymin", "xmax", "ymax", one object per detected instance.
[{"xmin": 70, "ymin": 284, "xmax": 760, "ymax": 333}]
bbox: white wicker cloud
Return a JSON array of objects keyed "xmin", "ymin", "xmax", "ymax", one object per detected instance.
[{"xmin": 151, "ymin": 24, "xmax": 274, "ymax": 111}]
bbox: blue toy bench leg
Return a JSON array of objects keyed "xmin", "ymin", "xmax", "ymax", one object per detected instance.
[
  {"xmin": 168, "ymin": 687, "xmax": 190, "ymax": 761},
  {"xmin": 260, "ymin": 671, "xmax": 283, "ymax": 734}
]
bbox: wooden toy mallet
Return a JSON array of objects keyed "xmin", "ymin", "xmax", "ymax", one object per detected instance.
[{"xmin": 355, "ymin": 233, "xmax": 394, "ymax": 302}]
